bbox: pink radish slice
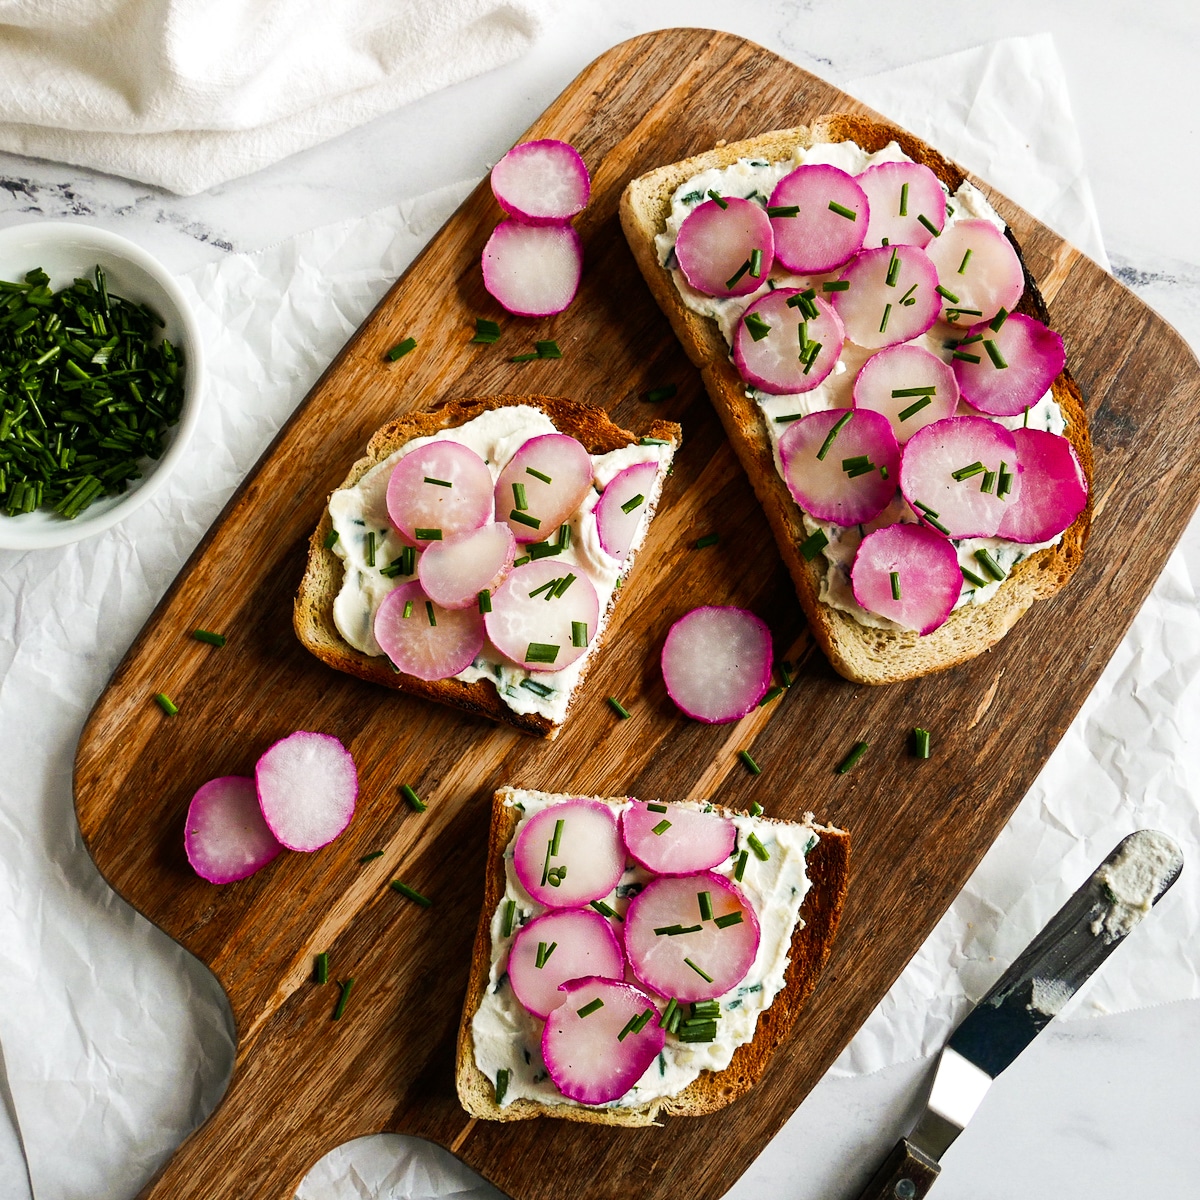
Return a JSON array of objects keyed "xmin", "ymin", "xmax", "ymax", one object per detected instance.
[
  {"xmin": 185, "ymin": 775, "xmax": 284, "ymax": 884},
  {"xmin": 768, "ymin": 164, "xmax": 868, "ymax": 273},
  {"xmin": 953, "ymin": 314, "xmax": 1066, "ymax": 418},
  {"xmin": 512, "ymin": 799, "xmax": 625, "ymax": 908},
  {"xmin": 490, "ymin": 139, "xmax": 590, "ymax": 225},
  {"xmin": 674, "ymin": 197, "xmax": 774, "ymax": 298},
  {"xmin": 924, "ymin": 219, "xmax": 1024, "ymax": 326},
  {"xmin": 851, "ymin": 523, "xmax": 963, "ymax": 634},
  {"xmin": 374, "ymin": 581, "xmax": 485, "ymax": 680},
  {"xmin": 831, "ymin": 244, "xmax": 941, "ymax": 349},
  {"xmin": 853, "ymin": 343, "xmax": 959, "ymax": 444},
  {"xmin": 899, "ymin": 416, "xmax": 1021, "ymax": 539},
  {"xmin": 995, "ymin": 429, "xmax": 1087, "ymax": 543},
  {"xmin": 660, "ymin": 606, "xmax": 771, "ymax": 724},
  {"xmin": 733, "ymin": 288, "xmax": 844, "ymax": 394},
  {"xmin": 481, "ymin": 221, "xmax": 583, "ymax": 317},
  {"xmin": 595, "ymin": 461, "xmax": 659, "ymax": 561},
  {"xmin": 508, "ymin": 909, "xmax": 625, "ymax": 1019},
  {"xmin": 778, "ymin": 408, "xmax": 901, "ymax": 526},
  {"xmin": 386, "ymin": 440, "xmax": 494, "ymax": 546},
  {"xmin": 624, "ymin": 871, "xmax": 761, "ymax": 1003},
  {"xmin": 542, "ymin": 977, "xmax": 666, "ymax": 1105},
  {"xmin": 417, "ymin": 522, "xmax": 515, "ymax": 610},
  {"xmin": 484, "ymin": 558, "xmax": 600, "ymax": 672},
  {"xmin": 621, "ymin": 802, "xmax": 736, "ymax": 875},
  {"xmin": 255, "ymin": 731, "xmax": 357, "ymax": 853},
  {"xmin": 495, "ymin": 433, "xmax": 593, "ymax": 543},
  {"xmin": 856, "ymin": 161, "xmax": 946, "ymax": 250}
]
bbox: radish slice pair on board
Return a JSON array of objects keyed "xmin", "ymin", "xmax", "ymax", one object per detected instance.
[{"xmin": 661, "ymin": 606, "xmax": 773, "ymax": 723}]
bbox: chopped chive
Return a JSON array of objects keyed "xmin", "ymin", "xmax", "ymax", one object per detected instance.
[
  {"xmin": 802, "ymin": 341, "xmax": 823, "ymax": 373},
  {"xmin": 747, "ymin": 832, "xmax": 770, "ymax": 861},
  {"xmin": 816, "ymin": 411, "xmax": 853, "ymax": 461},
  {"xmin": 639, "ymin": 436, "xmax": 669, "ymax": 446},
  {"xmin": 424, "ymin": 476, "xmax": 452, "ymax": 488},
  {"xmin": 655, "ymin": 924, "xmax": 698, "ymax": 937},
  {"xmin": 643, "ymin": 384, "xmax": 677, "ymax": 403},
  {"xmin": 725, "ymin": 259, "xmax": 752, "ymax": 290},
  {"xmin": 828, "ymin": 200, "xmax": 857, "ymax": 220},
  {"xmin": 879, "ymin": 303, "xmax": 892, "ymax": 333},
  {"xmin": 997, "ymin": 463, "xmax": 1014, "ymax": 498},
  {"xmin": 501, "ymin": 899, "xmax": 517, "ymax": 938},
  {"xmin": 707, "ymin": 190, "xmax": 728, "ymax": 209},
  {"xmin": 899, "ymin": 182, "xmax": 909, "ymax": 216},
  {"xmin": 556, "ymin": 524, "xmax": 572, "ymax": 552},
  {"xmin": 980, "ymin": 470, "xmax": 996, "ymax": 494},
  {"xmin": 959, "ymin": 335, "xmax": 985, "ymax": 347},
  {"xmin": 332, "ymin": 977, "xmax": 356, "ymax": 1019},
  {"xmin": 632, "ymin": 1008, "xmax": 655, "ymax": 1034},
  {"xmin": 714, "ymin": 911, "xmax": 744, "ymax": 929},
  {"xmin": 936, "ymin": 285, "xmax": 960, "ymax": 304},
  {"xmin": 571, "ymin": 621, "xmax": 588, "ymax": 647},
  {"xmin": 527, "ymin": 539, "xmax": 562, "ymax": 561},
  {"xmin": 509, "ymin": 351, "xmax": 540, "ymax": 362},
  {"xmin": 952, "ymin": 461, "xmax": 986, "ymax": 481},
  {"xmin": 780, "ymin": 660, "xmax": 794, "ymax": 687},
  {"xmin": 890, "ymin": 571, "xmax": 902, "ymax": 600},
  {"xmin": 743, "ymin": 311, "xmax": 772, "ymax": 341},
  {"xmin": 651, "ymin": 819, "xmax": 672, "ymax": 836},
  {"xmin": 957, "ymin": 249, "xmax": 973, "ymax": 275},
  {"xmin": 553, "ymin": 573, "xmax": 576, "ymax": 597},
  {"xmin": 617, "ymin": 1013, "xmax": 641, "ymax": 1042},
  {"xmin": 989, "ymin": 307, "xmax": 1009, "ymax": 332},
  {"xmin": 365, "ymin": 531, "xmax": 376, "ymax": 567},
  {"xmin": 947, "ymin": 308, "xmax": 983, "ymax": 319},
  {"xmin": 842, "ymin": 454, "xmax": 871, "ymax": 470},
  {"xmin": 401, "ymin": 545, "xmax": 416, "ymax": 575},
  {"xmin": 426, "ymin": 601, "xmax": 437, "ymax": 627},
  {"xmin": 961, "ymin": 564, "xmax": 988, "ymax": 587},
  {"xmin": 535, "ymin": 940, "xmax": 557, "ymax": 969},
  {"xmin": 660, "ymin": 998, "xmax": 680, "ymax": 1029},
  {"xmin": 494, "ymin": 1068, "xmax": 510, "ymax": 1104},
  {"xmin": 390, "ymin": 880, "xmax": 432, "ymax": 906},
  {"xmin": 885, "ymin": 247, "xmax": 900, "ymax": 287},
  {"xmin": 647, "ymin": 803, "xmax": 668, "ymax": 813},
  {"xmin": 323, "ymin": 528, "xmax": 339, "ymax": 550},
  {"xmin": 739, "ymin": 749, "xmax": 761, "ymax": 776},
  {"xmin": 837, "ymin": 741, "xmax": 869, "ymax": 774},
  {"xmin": 767, "ymin": 204, "xmax": 800, "ymax": 217},
  {"xmin": 607, "ymin": 696, "xmax": 631, "ymax": 719},
  {"xmin": 984, "ymin": 339, "xmax": 1009, "ymax": 369},
  {"xmin": 774, "ymin": 412, "xmax": 804, "ymax": 423},
  {"xmin": 577, "ymin": 997, "xmax": 604, "ymax": 1018},
  {"xmin": 919, "ymin": 510, "xmax": 950, "ymax": 535},
  {"xmin": 520, "ymin": 678, "xmax": 553, "ymax": 698},
  {"xmin": 912, "ymin": 727, "xmax": 932, "ymax": 759},
  {"xmin": 917, "ymin": 214, "xmax": 940, "ymax": 237},
  {"xmin": 549, "ymin": 817, "xmax": 564, "ymax": 857},
  {"xmin": 401, "ymin": 784, "xmax": 426, "ymax": 813},
  {"xmin": 525, "ymin": 467, "xmax": 553, "ymax": 486},
  {"xmin": 800, "ymin": 527, "xmax": 829, "ymax": 561},
  {"xmin": 800, "ymin": 288, "xmax": 819, "ymax": 319},
  {"xmin": 471, "ymin": 317, "xmax": 501, "ymax": 344},
  {"xmin": 402, "ymin": 599, "xmax": 414, "ymax": 619},
  {"xmin": 528, "ymin": 579, "xmax": 556, "ymax": 599},
  {"xmin": 695, "ymin": 532, "xmax": 720, "ymax": 548},
  {"xmin": 974, "ymin": 548, "xmax": 1006, "ymax": 581},
  {"xmin": 192, "ymin": 628, "xmax": 226, "ymax": 647},
  {"xmin": 512, "ymin": 482, "xmax": 528, "ymax": 511},
  {"xmin": 620, "ymin": 493, "xmax": 645, "ymax": 514},
  {"xmin": 591, "ymin": 899, "xmax": 623, "ymax": 922},
  {"xmin": 698, "ymin": 891, "xmax": 714, "ymax": 922},
  {"xmin": 677, "ymin": 1020, "xmax": 718, "ymax": 1043},
  {"xmin": 314, "ymin": 952, "xmax": 330, "ymax": 984},
  {"xmin": 358, "ymin": 850, "xmax": 384, "ymax": 863},
  {"xmin": 509, "ymin": 509, "xmax": 541, "ymax": 529},
  {"xmin": 952, "ymin": 350, "xmax": 982, "ymax": 364},
  {"xmin": 414, "ymin": 527, "xmax": 442, "ymax": 541},
  {"xmin": 749, "ymin": 248, "xmax": 764, "ymax": 278},
  {"xmin": 892, "ymin": 386, "xmax": 936, "ymax": 398},
  {"xmin": 478, "ymin": 589, "xmax": 492, "ymax": 614},
  {"xmin": 734, "ymin": 850, "xmax": 748, "ymax": 881},
  {"xmin": 524, "ymin": 642, "xmax": 559, "ymax": 664},
  {"xmin": 898, "ymin": 396, "xmax": 933, "ymax": 421},
  {"xmin": 822, "ymin": 279, "xmax": 850, "ymax": 292},
  {"xmin": 684, "ymin": 957, "xmax": 714, "ymax": 983},
  {"xmin": 758, "ymin": 685, "xmax": 784, "ymax": 706},
  {"xmin": 154, "ymin": 692, "xmax": 178, "ymax": 716},
  {"xmin": 386, "ymin": 337, "xmax": 417, "ymax": 361},
  {"xmin": 535, "ymin": 340, "xmax": 562, "ymax": 359},
  {"xmin": 898, "ymin": 282, "xmax": 919, "ymax": 306},
  {"xmin": 751, "ymin": 801, "xmax": 764, "ymax": 817},
  {"xmin": 1023, "ymin": 406, "xmax": 1030, "ymax": 428}
]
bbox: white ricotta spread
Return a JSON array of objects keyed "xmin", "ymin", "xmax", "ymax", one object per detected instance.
[
  {"xmin": 1091, "ymin": 830, "xmax": 1182, "ymax": 943},
  {"xmin": 471, "ymin": 790, "xmax": 818, "ymax": 1110}
]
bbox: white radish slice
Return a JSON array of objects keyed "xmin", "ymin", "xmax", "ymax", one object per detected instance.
[
  {"xmin": 952, "ymin": 314, "xmax": 1067, "ymax": 418},
  {"xmin": 255, "ymin": 731, "xmax": 357, "ymax": 853},
  {"xmin": 595, "ymin": 461, "xmax": 659, "ymax": 561},
  {"xmin": 512, "ymin": 799, "xmax": 625, "ymax": 908},
  {"xmin": 831, "ymin": 244, "xmax": 941, "ymax": 349},
  {"xmin": 624, "ymin": 871, "xmax": 760, "ymax": 1003},
  {"xmin": 778, "ymin": 407, "xmax": 901, "ymax": 526},
  {"xmin": 185, "ymin": 775, "xmax": 283, "ymax": 884},
  {"xmin": 856, "ymin": 161, "xmax": 946, "ymax": 250},
  {"xmin": 386, "ymin": 440, "xmax": 493, "ymax": 546},
  {"xmin": 485, "ymin": 559, "xmax": 600, "ymax": 672},
  {"xmin": 495, "ymin": 433, "xmax": 593, "ymax": 543},
  {"xmin": 924, "ymin": 219, "xmax": 1024, "ymax": 326},
  {"xmin": 853, "ymin": 343, "xmax": 959, "ymax": 443},
  {"xmin": 660, "ymin": 606, "xmax": 771, "ymax": 724},
  {"xmin": 851, "ymin": 523, "xmax": 963, "ymax": 634},
  {"xmin": 481, "ymin": 221, "xmax": 583, "ymax": 317},
  {"xmin": 768, "ymin": 163, "xmax": 868, "ymax": 273},
  {"xmin": 995, "ymin": 429, "xmax": 1088, "ymax": 543},
  {"xmin": 674, "ymin": 197, "xmax": 774, "ymax": 297},
  {"xmin": 417, "ymin": 522, "xmax": 515, "ymax": 610},
  {"xmin": 490, "ymin": 139, "xmax": 590, "ymax": 225},
  {"xmin": 621, "ymin": 801, "xmax": 736, "ymax": 876},
  {"xmin": 899, "ymin": 416, "xmax": 1021, "ymax": 539},
  {"xmin": 374, "ymin": 581, "xmax": 485, "ymax": 680},
  {"xmin": 508, "ymin": 909, "xmax": 625, "ymax": 1019},
  {"xmin": 733, "ymin": 288, "xmax": 844, "ymax": 394},
  {"xmin": 542, "ymin": 977, "xmax": 666, "ymax": 1106}
]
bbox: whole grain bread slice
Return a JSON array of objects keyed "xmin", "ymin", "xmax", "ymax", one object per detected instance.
[{"xmin": 619, "ymin": 113, "xmax": 1093, "ymax": 685}]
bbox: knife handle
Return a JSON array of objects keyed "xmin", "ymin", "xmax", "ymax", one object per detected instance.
[{"xmin": 854, "ymin": 1137, "xmax": 941, "ymax": 1200}]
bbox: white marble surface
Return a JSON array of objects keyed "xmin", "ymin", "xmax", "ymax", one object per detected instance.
[{"xmin": 2, "ymin": 1, "xmax": 1199, "ymax": 1198}]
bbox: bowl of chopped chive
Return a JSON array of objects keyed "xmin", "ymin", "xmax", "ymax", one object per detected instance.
[{"xmin": 0, "ymin": 221, "xmax": 202, "ymax": 549}]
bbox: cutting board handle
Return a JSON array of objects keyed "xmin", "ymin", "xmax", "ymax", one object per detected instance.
[{"xmin": 853, "ymin": 1137, "xmax": 941, "ymax": 1200}]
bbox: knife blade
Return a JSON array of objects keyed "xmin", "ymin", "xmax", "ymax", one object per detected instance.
[{"xmin": 855, "ymin": 828, "xmax": 1183, "ymax": 1200}]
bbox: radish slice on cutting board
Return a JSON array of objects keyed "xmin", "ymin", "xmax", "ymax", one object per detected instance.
[
  {"xmin": 853, "ymin": 343, "xmax": 959, "ymax": 443},
  {"xmin": 856, "ymin": 160, "xmax": 946, "ymax": 250},
  {"xmin": 660, "ymin": 606, "xmax": 772, "ymax": 723},
  {"xmin": 621, "ymin": 801, "xmax": 736, "ymax": 876},
  {"xmin": 185, "ymin": 775, "xmax": 283, "ymax": 884},
  {"xmin": 542, "ymin": 977, "xmax": 666, "ymax": 1105},
  {"xmin": 995, "ymin": 428, "xmax": 1088, "ymax": 543},
  {"xmin": 512, "ymin": 799, "xmax": 625, "ymax": 908},
  {"xmin": 484, "ymin": 559, "xmax": 600, "ymax": 672},
  {"xmin": 417, "ymin": 522, "xmax": 515, "ymax": 610},
  {"xmin": 830, "ymin": 244, "xmax": 941, "ymax": 349},
  {"xmin": 374, "ymin": 581, "xmax": 485, "ymax": 680},
  {"xmin": 482, "ymin": 221, "xmax": 583, "ymax": 317},
  {"xmin": 508, "ymin": 908, "xmax": 625, "ymax": 1019},
  {"xmin": 924, "ymin": 219, "xmax": 1024, "ymax": 326},
  {"xmin": 495, "ymin": 433, "xmax": 593, "ymax": 543},
  {"xmin": 953, "ymin": 313, "xmax": 1066, "ymax": 418},
  {"xmin": 733, "ymin": 288, "xmax": 844, "ymax": 394},
  {"xmin": 595, "ymin": 460, "xmax": 659, "ymax": 561},
  {"xmin": 491, "ymin": 139, "xmax": 590, "ymax": 225},
  {"xmin": 386, "ymin": 440, "xmax": 494, "ymax": 546},
  {"xmin": 768, "ymin": 163, "xmax": 868, "ymax": 273},
  {"xmin": 851, "ymin": 522, "xmax": 963, "ymax": 634},
  {"xmin": 255, "ymin": 731, "xmax": 357, "ymax": 853},
  {"xmin": 674, "ymin": 197, "xmax": 774, "ymax": 298}
]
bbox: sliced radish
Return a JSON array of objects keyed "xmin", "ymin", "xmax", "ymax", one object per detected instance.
[
  {"xmin": 374, "ymin": 581, "xmax": 485, "ymax": 680},
  {"xmin": 733, "ymin": 288, "xmax": 844, "ymax": 394},
  {"xmin": 255, "ymin": 731, "xmax": 357, "ymax": 853},
  {"xmin": 899, "ymin": 416, "xmax": 1021, "ymax": 539},
  {"xmin": 953, "ymin": 313, "xmax": 1066, "ymax": 418},
  {"xmin": 495, "ymin": 433, "xmax": 592, "ymax": 543},
  {"xmin": 660, "ymin": 606, "xmax": 771, "ymax": 724},
  {"xmin": 490, "ymin": 139, "xmax": 590, "ymax": 225},
  {"xmin": 831, "ymin": 244, "xmax": 941, "ymax": 349},
  {"xmin": 924, "ymin": 219, "xmax": 1024, "ymax": 326},
  {"xmin": 417, "ymin": 522, "xmax": 515, "ymax": 610},
  {"xmin": 853, "ymin": 343, "xmax": 959, "ymax": 443},
  {"xmin": 595, "ymin": 461, "xmax": 659, "ymax": 561},
  {"xmin": 621, "ymin": 801, "xmax": 736, "ymax": 875},
  {"xmin": 511, "ymin": 799, "xmax": 625, "ymax": 908},
  {"xmin": 995, "ymin": 428, "xmax": 1087, "ymax": 543},
  {"xmin": 768, "ymin": 164, "xmax": 868, "ymax": 273},
  {"xmin": 851, "ymin": 523, "xmax": 963, "ymax": 634},
  {"xmin": 542, "ymin": 977, "xmax": 666, "ymax": 1105},
  {"xmin": 484, "ymin": 558, "xmax": 600, "ymax": 672},
  {"xmin": 184, "ymin": 775, "xmax": 284, "ymax": 884},
  {"xmin": 624, "ymin": 872, "xmax": 760, "ymax": 1003},
  {"xmin": 674, "ymin": 197, "xmax": 774, "ymax": 298},
  {"xmin": 386, "ymin": 440, "xmax": 494, "ymax": 546},
  {"xmin": 508, "ymin": 909, "xmax": 625, "ymax": 1019},
  {"xmin": 856, "ymin": 161, "xmax": 946, "ymax": 250},
  {"xmin": 778, "ymin": 407, "xmax": 901, "ymax": 525},
  {"xmin": 482, "ymin": 221, "xmax": 582, "ymax": 318}
]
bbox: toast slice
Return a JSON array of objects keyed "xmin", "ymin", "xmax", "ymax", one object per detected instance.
[
  {"xmin": 294, "ymin": 395, "xmax": 681, "ymax": 738},
  {"xmin": 619, "ymin": 113, "xmax": 1093, "ymax": 684},
  {"xmin": 455, "ymin": 788, "xmax": 849, "ymax": 1125}
]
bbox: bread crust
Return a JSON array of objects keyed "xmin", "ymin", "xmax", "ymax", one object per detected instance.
[
  {"xmin": 293, "ymin": 395, "xmax": 681, "ymax": 737},
  {"xmin": 619, "ymin": 114, "xmax": 1093, "ymax": 684},
  {"xmin": 454, "ymin": 789, "xmax": 850, "ymax": 1125}
]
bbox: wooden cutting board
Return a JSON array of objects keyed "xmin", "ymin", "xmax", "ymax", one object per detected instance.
[{"xmin": 73, "ymin": 27, "xmax": 1200, "ymax": 1200}]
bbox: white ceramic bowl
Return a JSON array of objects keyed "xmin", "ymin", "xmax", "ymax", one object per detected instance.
[{"xmin": 0, "ymin": 222, "xmax": 203, "ymax": 549}]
